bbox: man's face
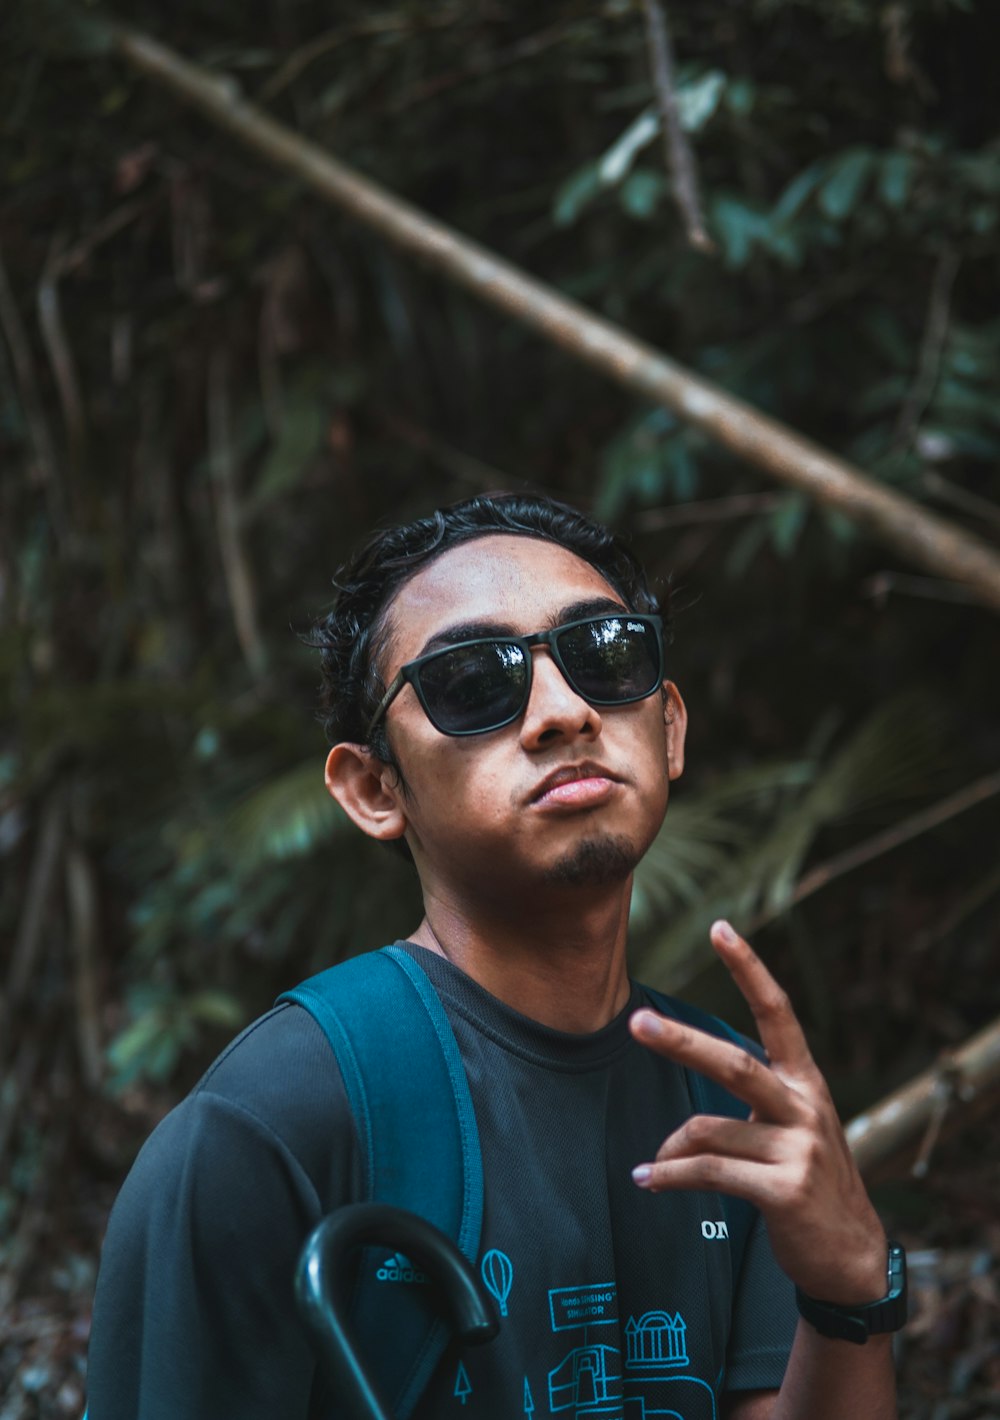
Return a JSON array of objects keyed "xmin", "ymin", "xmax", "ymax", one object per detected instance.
[{"xmin": 355, "ymin": 534, "xmax": 684, "ymax": 903}]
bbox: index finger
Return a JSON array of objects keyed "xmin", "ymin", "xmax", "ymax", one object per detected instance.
[{"xmin": 709, "ymin": 920, "xmax": 817, "ymax": 1076}]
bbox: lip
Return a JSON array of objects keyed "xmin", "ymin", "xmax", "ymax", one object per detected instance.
[{"xmin": 529, "ymin": 762, "xmax": 622, "ymax": 809}]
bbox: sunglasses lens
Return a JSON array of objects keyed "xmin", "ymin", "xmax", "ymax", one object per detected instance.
[
  {"xmin": 558, "ymin": 617, "xmax": 661, "ymax": 703},
  {"xmin": 419, "ymin": 641, "xmax": 529, "ymax": 734}
]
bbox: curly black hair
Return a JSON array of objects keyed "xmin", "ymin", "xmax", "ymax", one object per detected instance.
[{"xmin": 306, "ymin": 492, "xmax": 670, "ymax": 764}]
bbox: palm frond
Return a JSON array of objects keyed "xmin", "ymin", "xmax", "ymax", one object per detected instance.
[
  {"xmin": 630, "ymin": 758, "xmax": 812, "ymax": 930},
  {"xmin": 224, "ymin": 759, "xmax": 353, "ymax": 867},
  {"xmin": 632, "ymin": 693, "xmax": 952, "ymax": 988}
]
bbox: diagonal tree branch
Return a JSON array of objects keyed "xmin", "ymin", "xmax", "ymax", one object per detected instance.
[
  {"xmin": 846, "ymin": 1013, "xmax": 1000, "ymax": 1178},
  {"xmin": 104, "ymin": 24, "xmax": 1000, "ymax": 612}
]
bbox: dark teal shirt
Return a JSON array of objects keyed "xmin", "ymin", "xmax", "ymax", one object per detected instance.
[{"xmin": 87, "ymin": 944, "xmax": 796, "ymax": 1418}]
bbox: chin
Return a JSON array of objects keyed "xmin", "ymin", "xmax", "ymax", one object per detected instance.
[{"xmin": 546, "ymin": 834, "xmax": 640, "ymax": 887}]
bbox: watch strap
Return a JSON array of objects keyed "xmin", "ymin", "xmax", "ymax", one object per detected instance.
[{"xmin": 795, "ymin": 1241, "xmax": 907, "ymax": 1345}]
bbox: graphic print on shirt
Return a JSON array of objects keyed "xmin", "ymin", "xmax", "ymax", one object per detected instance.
[
  {"xmin": 545, "ymin": 1282, "xmax": 717, "ymax": 1420},
  {"xmin": 481, "ymin": 1249, "xmax": 515, "ymax": 1317},
  {"xmin": 454, "ymin": 1360, "xmax": 472, "ymax": 1405}
]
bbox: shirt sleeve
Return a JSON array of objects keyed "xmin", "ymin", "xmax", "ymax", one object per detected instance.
[
  {"xmin": 724, "ymin": 1214, "xmax": 798, "ymax": 1393},
  {"xmin": 86, "ymin": 1009, "xmax": 354, "ymax": 1420}
]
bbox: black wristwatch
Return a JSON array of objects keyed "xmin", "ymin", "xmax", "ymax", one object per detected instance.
[{"xmin": 795, "ymin": 1242, "xmax": 908, "ymax": 1345}]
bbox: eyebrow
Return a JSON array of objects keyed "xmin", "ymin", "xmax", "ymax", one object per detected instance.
[{"xmin": 415, "ymin": 596, "xmax": 629, "ymax": 660}]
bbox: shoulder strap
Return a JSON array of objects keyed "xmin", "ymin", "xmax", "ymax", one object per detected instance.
[
  {"xmin": 641, "ymin": 986, "xmax": 761, "ymax": 1278},
  {"xmin": 277, "ymin": 945, "xmax": 484, "ymax": 1419}
]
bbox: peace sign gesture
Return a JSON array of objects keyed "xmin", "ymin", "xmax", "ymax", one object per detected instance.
[{"xmin": 630, "ymin": 920, "xmax": 888, "ymax": 1308}]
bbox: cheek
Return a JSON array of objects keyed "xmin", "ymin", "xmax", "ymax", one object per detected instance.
[{"xmin": 401, "ymin": 742, "xmax": 512, "ymax": 832}]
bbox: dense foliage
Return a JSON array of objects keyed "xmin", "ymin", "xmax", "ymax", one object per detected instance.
[{"xmin": 2, "ymin": 1, "xmax": 998, "ymax": 1414}]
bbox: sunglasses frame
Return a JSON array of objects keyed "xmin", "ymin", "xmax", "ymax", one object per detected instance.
[{"xmin": 366, "ymin": 612, "xmax": 665, "ymax": 740}]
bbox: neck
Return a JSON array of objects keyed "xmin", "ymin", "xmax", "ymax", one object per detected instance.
[{"xmin": 408, "ymin": 881, "xmax": 633, "ymax": 1033}]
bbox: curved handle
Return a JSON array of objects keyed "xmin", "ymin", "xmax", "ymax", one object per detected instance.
[{"xmin": 295, "ymin": 1203, "xmax": 498, "ymax": 1420}]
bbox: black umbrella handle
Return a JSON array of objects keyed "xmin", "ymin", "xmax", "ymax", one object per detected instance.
[{"xmin": 295, "ymin": 1203, "xmax": 498, "ymax": 1420}]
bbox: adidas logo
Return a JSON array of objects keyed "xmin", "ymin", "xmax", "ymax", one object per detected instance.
[{"xmin": 376, "ymin": 1252, "xmax": 430, "ymax": 1284}]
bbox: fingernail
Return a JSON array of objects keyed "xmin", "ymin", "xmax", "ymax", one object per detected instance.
[
  {"xmin": 632, "ymin": 1165, "xmax": 653, "ymax": 1187},
  {"xmin": 712, "ymin": 920, "xmax": 736, "ymax": 945},
  {"xmin": 631, "ymin": 1009, "xmax": 657, "ymax": 1031}
]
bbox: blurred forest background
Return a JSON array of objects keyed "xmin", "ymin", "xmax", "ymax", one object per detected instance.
[{"xmin": 2, "ymin": 0, "xmax": 999, "ymax": 1415}]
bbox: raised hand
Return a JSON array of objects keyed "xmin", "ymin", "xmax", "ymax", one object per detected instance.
[{"xmin": 630, "ymin": 920, "xmax": 888, "ymax": 1306}]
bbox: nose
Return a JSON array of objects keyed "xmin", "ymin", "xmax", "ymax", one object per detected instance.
[{"xmin": 518, "ymin": 646, "xmax": 602, "ymax": 749}]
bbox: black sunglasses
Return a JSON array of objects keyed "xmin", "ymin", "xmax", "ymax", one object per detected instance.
[{"xmin": 366, "ymin": 612, "xmax": 665, "ymax": 739}]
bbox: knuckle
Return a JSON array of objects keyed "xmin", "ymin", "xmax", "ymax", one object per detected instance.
[
  {"xmin": 686, "ymin": 1114, "xmax": 717, "ymax": 1148},
  {"xmin": 757, "ymin": 985, "xmax": 791, "ymax": 1020},
  {"xmin": 801, "ymin": 1134, "xmax": 825, "ymax": 1179},
  {"xmin": 698, "ymin": 1155, "xmax": 727, "ymax": 1189},
  {"xmin": 727, "ymin": 1047, "xmax": 758, "ymax": 1090},
  {"xmin": 783, "ymin": 1136, "xmax": 825, "ymax": 1202}
]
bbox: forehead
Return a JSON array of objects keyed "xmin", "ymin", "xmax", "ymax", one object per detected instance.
[{"xmin": 385, "ymin": 534, "xmax": 624, "ymax": 657}]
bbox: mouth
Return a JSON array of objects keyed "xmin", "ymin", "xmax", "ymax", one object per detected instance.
[{"xmin": 530, "ymin": 762, "xmax": 622, "ymax": 809}]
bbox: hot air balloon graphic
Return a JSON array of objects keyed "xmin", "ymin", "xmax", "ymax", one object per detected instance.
[{"xmin": 480, "ymin": 1249, "xmax": 514, "ymax": 1317}]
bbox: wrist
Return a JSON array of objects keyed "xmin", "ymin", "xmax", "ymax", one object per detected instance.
[
  {"xmin": 796, "ymin": 1241, "xmax": 907, "ymax": 1345},
  {"xmin": 797, "ymin": 1216, "xmax": 889, "ymax": 1306}
]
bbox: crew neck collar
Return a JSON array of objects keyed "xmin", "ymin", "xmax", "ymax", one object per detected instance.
[{"xmin": 395, "ymin": 940, "xmax": 640, "ymax": 1071}]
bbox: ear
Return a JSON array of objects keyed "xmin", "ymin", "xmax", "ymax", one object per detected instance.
[
  {"xmin": 325, "ymin": 743, "xmax": 408, "ymax": 842},
  {"xmin": 663, "ymin": 682, "xmax": 687, "ymax": 781}
]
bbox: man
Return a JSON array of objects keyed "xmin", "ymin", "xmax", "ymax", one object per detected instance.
[{"xmin": 88, "ymin": 493, "xmax": 900, "ymax": 1418}]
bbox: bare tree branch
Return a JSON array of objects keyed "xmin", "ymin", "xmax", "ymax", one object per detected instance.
[
  {"xmin": 2, "ymin": 791, "xmax": 66, "ymax": 1045},
  {"xmin": 37, "ymin": 232, "xmax": 87, "ymax": 475},
  {"xmin": 893, "ymin": 245, "xmax": 960, "ymax": 454},
  {"xmin": 256, "ymin": 9, "xmax": 460, "ymax": 105},
  {"xmin": 846, "ymin": 1014, "xmax": 1000, "ymax": 1177},
  {"xmin": 639, "ymin": 0, "xmax": 716, "ymax": 252},
  {"xmin": 389, "ymin": 21, "xmax": 575, "ymax": 116},
  {"xmin": 207, "ymin": 348, "xmax": 267, "ymax": 677},
  {"xmin": 66, "ymin": 842, "xmax": 103, "ymax": 1089},
  {"xmin": 108, "ymin": 25, "xmax": 1000, "ymax": 612},
  {"xmin": 0, "ymin": 243, "xmax": 65, "ymax": 540},
  {"xmin": 636, "ymin": 492, "xmax": 784, "ymax": 529},
  {"xmin": 774, "ymin": 769, "xmax": 1000, "ymax": 921},
  {"xmin": 922, "ymin": 469, "xmax": 1000, "ymax": 533},
  {"xmin": 862, "ymin": 571, "xmax": 989, "ymax": 607}
]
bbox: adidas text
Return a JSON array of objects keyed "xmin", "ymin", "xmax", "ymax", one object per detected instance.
[{"xmin": 376, "ymin": 1253, "xmax": 429, "ymax": 1284}]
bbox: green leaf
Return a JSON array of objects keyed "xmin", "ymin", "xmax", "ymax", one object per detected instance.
[
  {"xmin": 598, "ymin": 109, "xmax": 659, "ymax": 185},
  {"xmin": 957, "ymin": 156, "xmax": 1000, "ymax": 195},
  {"xmin": 817, "ymin": 149, "xmax": 874, "ymax": 221},
  {"xmin": 712, "ymin": 196, "xmax": 767, "ymax": 269},
  {"xmin": 726, "ymin": 515, "xmax": 770, "ymax": 578},
  {"xmin": 106, "ymin": 1010, "xmax": 164, "ymax": 1076},
  {"xmin": 970, "ymin": 204, "xmax": 998, "ymax": 234},
  {"xmin": 620, "ymin": 170, "xmax": 666, "ymax": 220},
  {"xmin": 769, "ymin": 493, "xmax": 809, "ymax": 557},
  {"xmin": 186, "ymin": 990, "xmax": 245, "ymax": 1029},
  {"xmin": 665, "ymin": 440, "xmax": 699, "ymax": 502},
  {"xmin": 676, "ymin": 70, "xmax": 727, "ymax": 133},
  {"xmin": 771, "ymin": 162, "xmax": 827, "ymax": 225},
  {"xmin": 225, "ymin": 760, "xmax": 353, "ymax": 866},
  {"xmin": 252, "ymin": 395, "xmax": 325, "ymax": 511},
  {"xmin": 724, "ymin": 77, "xmax": 756, "ymax": 116},
  {"xmin": 553, "ymin": 164, "xmax": 602, "ymax": 227},
  {"xmin": 878, "ymin": 152, "xmax": 915, "ymax": 210}
]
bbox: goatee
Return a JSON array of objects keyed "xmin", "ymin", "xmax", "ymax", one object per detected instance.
[{"xmin": 547, "ymin": 834, "xmax": 638, "ymax": 887}]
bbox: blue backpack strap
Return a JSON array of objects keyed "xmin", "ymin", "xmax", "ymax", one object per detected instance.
[
  {"xmin": 641, "ymin": 987, "xmax": 761, "ymax": 1277},
  {"xmin": 277, "ymin": 945, "xmax": 484, "ymax": 1419}
]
